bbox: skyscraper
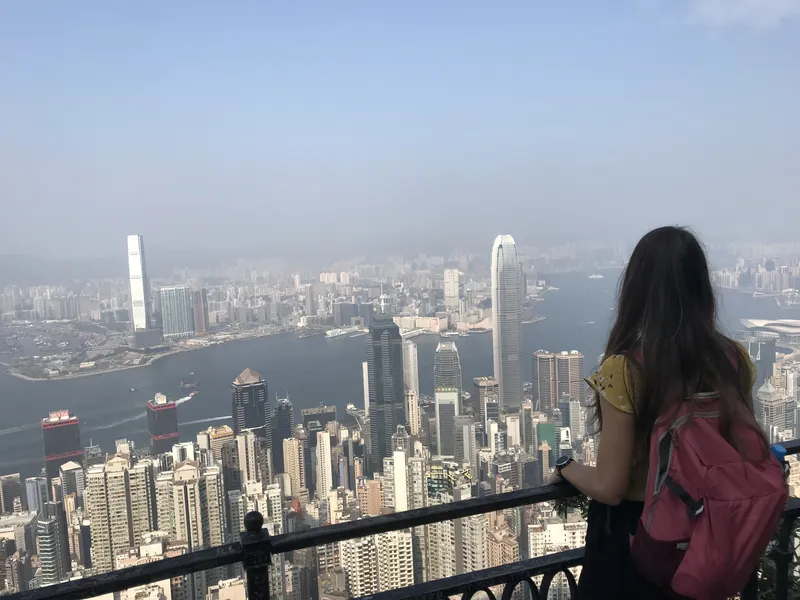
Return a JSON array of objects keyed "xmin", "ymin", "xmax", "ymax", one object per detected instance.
[
  {"xmin": 283, "ymin": 438, "xmax": 306, "ymax": 496},
  {"xmin": 366, "ymin": 314, "xmax": 405, "ymax": 474},
  {"xmin": 474, "ymin": 376, "xmax": 499, "ymax": 430},
  {"xmin": 272, "ymin": 395, "xmax": 294, "ymax": 472},
  {"xmin": 191, "ymin": 289, "xmax": 209, "ymax": 335},
  {"xmin": 316, "ymin": 431, "xmax": 333, "ymax": 500},
  {"xmin": 405, "ymin": 390, "xmax": 421, "ymax": 436},
  {"xmin": 25, "ymin": 477, "xmax": 48, "ymax": 515},
  {"xmin": 127, "ymin": 234, "xmax": 153, "ymax": 332},
  {"xmin": 491, "ymin": 235, "xmax": 524, "ymax": 410},
  {"xmin": 534, "ymin": 350, "xmax": 585, "ymax": 416},
  {"xmin": 37, "ymin": 501, "xmax": 70, "ymax": 585},
  {"xmin": 231, "ymin": 369, "xmax": 271, "ymax": 447},
  {"xmin": 556, "ymin": 350, "xmax": 585, "ymax": 404},
  {"xmin": 41, "ymin": 410, "xmax": 83, "ymax": 480},
  {"xmin": 0, "ymin": 473, "xmax": 22, "ymax": 514},
  {"xmin": 146, "ymin": 393, "xmax": 179, "ymax": 454},
  {"xmin": 532, "ymin": 350, "xmax": 556, "ymax": 415},
  {"xmin": 443, "ymin": 269, "xmax": 461, "ymax": 312},
  {"xmin": 159, "ymin": 286, "xmax": 195, "ymax": 339},
  {"xmin": 402, "ymin": 340, "xmax": 419, "ymax": 395},
  {"xmin": 454, "ymin": 416, "xmax": 477, "ymax": 479},
  {"xmin": 434, "ymin": 341, "xmax": 463, "ymax": 404},
  {"xmin": 434, "ymin": 342, "xmax": 462, "ymax": 457}
]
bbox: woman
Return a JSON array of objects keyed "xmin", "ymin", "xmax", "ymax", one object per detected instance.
[{"xmin": 547, "ymin": 226, "xmax": 760, "ymax": 599}]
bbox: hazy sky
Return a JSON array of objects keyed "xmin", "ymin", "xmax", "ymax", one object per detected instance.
[{"xmin": 1, "ymin": 1, "xmax": 798, "ymax": 260}]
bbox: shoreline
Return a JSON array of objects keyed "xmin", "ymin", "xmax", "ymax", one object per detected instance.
[{"xmin": 1, "ymin": 329, "xmax": 289, "ymax": 383}]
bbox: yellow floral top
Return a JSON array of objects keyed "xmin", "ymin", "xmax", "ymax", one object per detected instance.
[{"xmin": 585, "ymin": 343, "xmax": 756, "ymax": 499}]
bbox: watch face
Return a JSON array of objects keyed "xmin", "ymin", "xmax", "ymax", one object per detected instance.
[{"xmin": 556, "ymin": 456, "xmax": 570, "ymax": 467}]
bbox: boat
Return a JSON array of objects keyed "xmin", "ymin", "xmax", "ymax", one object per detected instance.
[
  {"xmin": 401, "ymin": 329, "xmax": 425, "ymax": 339},
  {"xmin": 130, "ymin": 388, "xmax": 136, "ymax": 392},
  {"xmin": 326, "ymin": 327, "xmax": 359, "ymax": 338},
  {"xmin": 440, "ymin": 331, "xmax": 459, "ymax": 338},
  {"xmin": 589, "ymin": 274, "xmax": 604, "ymax": 279},
  {"xmin": 179, "ymin": 380, "xmax": 199, "ymax": 389},
  {"xmin": 458, "ymin": 332, "xmax": 469, "ymax": 337}
]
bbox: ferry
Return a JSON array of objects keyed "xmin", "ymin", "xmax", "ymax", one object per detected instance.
[
  {"xmin": 326, "ymin": 326, "xmax": 360, "ymax": 338},
  {"xmin": 440, "ymin": 331, "xmax": 459, "ymax": 338},
  {"xmin": 589, "ymin": 273, "xmax": 604, "ymax": 279},
  {"xmin": 400, "ymin": 329, "xmax": 426, "ymax": 340}
]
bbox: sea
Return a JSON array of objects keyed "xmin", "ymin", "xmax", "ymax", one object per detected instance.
[{"xmin": 0, "ymin": 270, "xmax": 789, "ymax": 478}]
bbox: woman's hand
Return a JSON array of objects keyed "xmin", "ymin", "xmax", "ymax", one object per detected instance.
[{"xmin": 546, "ymin": 471, "xmax": 563, "ymax": 485}]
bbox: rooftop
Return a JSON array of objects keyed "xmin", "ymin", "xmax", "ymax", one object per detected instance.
[
  {"xmin": 233, "ymin": 367, "xmax": 262, "ymax": 385},
  {"xmin": 741, "ymin": 319, "xmax": 800, "ymax": 334}
]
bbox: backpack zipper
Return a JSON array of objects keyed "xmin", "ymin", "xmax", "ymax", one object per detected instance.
[{"xmin": 644, "ymin": 410, "xmax": 720, "ymax": 530}]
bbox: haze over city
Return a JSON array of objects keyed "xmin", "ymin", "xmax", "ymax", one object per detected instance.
[{"xmin": 2, "ymin": 1, "xmax": 799, "ymax": 265}]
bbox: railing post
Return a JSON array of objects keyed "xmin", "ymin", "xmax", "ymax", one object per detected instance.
[
  {"xmin": 241, "ymin": 511, "xmax": 271, "ymax": 600},
  {"xmin": 774, "ymin": 515, "xmax": 797, "ymax": 600}
]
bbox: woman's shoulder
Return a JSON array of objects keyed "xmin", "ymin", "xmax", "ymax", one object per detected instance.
[
  {"xmin": 730, "ymin": 340, "xmax": 757, "ymax": 387},
  {"xmin": 585, "ymin": 354, "xmax": 635, "ymax": 413}
]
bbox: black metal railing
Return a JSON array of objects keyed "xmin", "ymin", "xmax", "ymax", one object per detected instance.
[{"xmin": 9, "ymin": 438, "xmax": 800, "ymax": 600}]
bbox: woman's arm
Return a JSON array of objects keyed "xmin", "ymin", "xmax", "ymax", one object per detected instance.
[{"xmin": 548, "ymin": 395, "xmax": 635, "ymax": 506}]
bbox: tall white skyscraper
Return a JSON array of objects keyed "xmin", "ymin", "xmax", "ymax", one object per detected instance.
[
  {"xmin": 127, "ymin": 234, "xmax": 152, "ymax": 332},
  {"xmin": 402, "ymin": 340, "xmax": 419, "ymax": 395},
  {"xmin": 316, "ymin": 431, "xmax": 333, "ymax": 499},
  {"xmin": 443, "ymin": 268, "xmax": 461, "ymax": 312},
  {"xmin": 491, "ymin": 235, "xmax": 523, "ymax": 410}
]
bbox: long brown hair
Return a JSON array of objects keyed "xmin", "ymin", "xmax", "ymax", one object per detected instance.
[{"xmin": 591, "ymin": 226, "xmax": 765, "ymax": 462}]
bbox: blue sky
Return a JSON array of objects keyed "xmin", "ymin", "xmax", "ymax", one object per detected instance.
[{"xmin": 1, "ymin": 1, "xmax": 798, "ymax": 260}]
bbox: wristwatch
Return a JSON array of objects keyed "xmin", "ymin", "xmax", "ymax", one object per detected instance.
[{"xmin": 554, "ymin": 456, "xmax": 574, "ymax": 479}]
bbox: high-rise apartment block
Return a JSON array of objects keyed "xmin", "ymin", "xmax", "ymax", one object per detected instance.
[
  {"xmin": 159, "ymin": 285, "xmax": 195, "ymax": 339},
  {"xmin": 443, "ymin": 269, "xmax": 461, "ymax": 312},
  {"xmin": 534, "ymin": 350, "xmax": 585, "ymax": 417}
]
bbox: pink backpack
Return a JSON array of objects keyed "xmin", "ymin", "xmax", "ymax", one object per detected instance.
[{"xmin": 630, "ymin": 380, "xmax": 787, "ymax": 599}]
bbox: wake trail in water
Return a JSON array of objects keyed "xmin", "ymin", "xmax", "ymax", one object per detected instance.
[
  {"xmin": 182, "ymin": 416, "xmax": 231, "ymax": 426},
  {"xmin": 0, "ymin": 423, "xmax": 39, "ymax": 437},
  {"xmin": 88, "ymin": 395, "xmax": 195, "ymax": 432}
]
